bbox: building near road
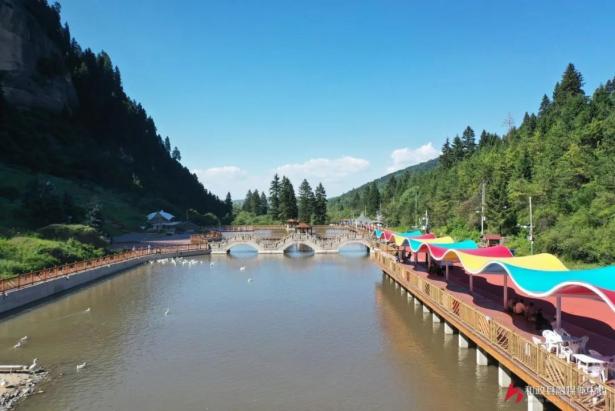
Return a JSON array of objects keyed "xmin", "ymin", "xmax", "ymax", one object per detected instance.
[{"xmin": 146, "ymin": 210, "xmax": 176, "ymax": 231}]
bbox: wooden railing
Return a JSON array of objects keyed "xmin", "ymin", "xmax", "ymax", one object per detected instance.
[
  {"xmin": 0, "ymin": 244, "xmax": 210, "ymax": 294},
  {"xmin": 372, "ymin": 249, "xmax": 615, "ymax": 411}
]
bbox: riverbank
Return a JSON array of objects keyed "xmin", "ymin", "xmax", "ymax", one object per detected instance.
[{"xmin": 0, "ymin": 246, "xmax": 210, "ymax": 316}]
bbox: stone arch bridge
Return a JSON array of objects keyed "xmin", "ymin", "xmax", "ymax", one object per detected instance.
[{"xmin": 210, "ymin": 232, "xmax": 372, "ymax": 254}]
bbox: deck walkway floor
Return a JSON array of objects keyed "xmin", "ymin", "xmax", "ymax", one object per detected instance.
[{"xmin": 402, "ymin": 256, "xmax": 615, "ymax": 356}]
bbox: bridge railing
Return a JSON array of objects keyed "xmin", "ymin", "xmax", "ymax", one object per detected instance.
[
  {"xmin": 209, "ymin": 231, "xmax": 372, "ymax": 252},
  {"xmin": 373, "ymin": 250, "xmax": 615, "ymax": 410},
  {"xmin": 0, "ymin": 244, "xmax": 210, "ymax": 294}
]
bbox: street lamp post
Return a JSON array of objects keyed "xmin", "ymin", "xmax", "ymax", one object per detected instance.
[
  {"xmin": 480, "ymin": 181, "xmax": 486, "ymax": 238},
  {"xmin": 529, "ymin": 196, "xmax": 534, "ymax": 255}
]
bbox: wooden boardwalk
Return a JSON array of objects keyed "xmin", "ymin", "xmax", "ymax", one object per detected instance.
[{"xmin": 372, "ymin": 245, "xmax": 615, "ymax": 411}]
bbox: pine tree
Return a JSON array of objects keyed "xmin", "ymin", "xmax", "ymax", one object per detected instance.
[
  {"xmin": 383, "ymin": 175, "xmax": 398, "ymax": 200},
  {"xmin": 461, "ymin": 126, "xmax": 476, "ymax": 155},
  {"xmin": 164, "ymin": 137, "xmax": 171, "ymax": 152},
  {"xmin": 259, "ymin": 192, "xmax": 268, "ymax": 215},
  {"xmin": 224, "ymin": 192, "xmax": 233, "ymax": 211},
  {"xmin": 171, "ymin": 146, "xmax": 181, "ymax": 161},
  {"xmin": 279, "ymin": 177, "xmax": 298, "ymax": 219},
  {"xmin": 539, "ymin": 94, "xmax": 551, "ymax": 116},
  {"xmin": 479, "ymin": 130, "xmax": 499, "ymax": 147},
  {"xmin": 516, "ymin": 148, "xmax": 533, "ymax": 180},
  {"xmin": 298, "ymin": 179, "xmax": 314, "ymax": 223},
  {"xmin": 440, "ymin": 138, "xmax": 452, "ymax": 168},
  {"xmin": 250, "ymin": 189, "xmax": 262, "ymax": 214},
  {"xmin": 20, "ymin": 179, "xmax": 64, "ymax": 227},
  {"xmin": 451, "ymin": 135, "xmax": 464, "ymax": 161},
  {"xmin": 0, "ymin": 79, "xmax": 6, "ymax": 122},
  {"xmin": 87, "ymin": 203, "xmax": 105, "ymax": 233},
  {"xmin": 313, "ymin": 183, "xmax": 327, "ymax": 224},
  {"xmin": 554, "ymin": 63, "xmax": 584, "ymax": 101},
  {"xmin": 366, "ymin": 182, "xmax": 380, "ymax": 216},
  {"xmin": 224, "ymin": 192, "xmax": 233, "ymax": 221},
  {"xmin": 269, "ymin": 174, "xmax": 281, "ymax": 220},
  {"xmin": 242, "ymin": 190, "xmax": 253, "ymax": 212}
]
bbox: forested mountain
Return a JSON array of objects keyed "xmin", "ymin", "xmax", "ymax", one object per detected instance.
[
  {"xmin": 330, "ymin": 65, "xmax": 615, "ymax": 265},
  {"xmin": 329, "ymin": 158, "xmax": 437, "ymax": 218},
  {"xmin": 0, "ymin": 0, "xmax": 230, "ymax": 230}
]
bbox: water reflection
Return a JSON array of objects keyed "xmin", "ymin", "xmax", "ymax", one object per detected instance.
[{"xmin": 375, "ymin": 279, "xmax": 524, "ymax": 410}]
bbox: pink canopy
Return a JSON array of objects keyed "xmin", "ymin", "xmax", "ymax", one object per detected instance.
[{"xmin": 427, "ymin": 244, "xmax": 513, "ymax": 260}]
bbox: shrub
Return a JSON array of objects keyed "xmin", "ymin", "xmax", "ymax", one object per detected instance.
[{"xmin": 38, "ymin": 224, "xmax": 108, "ymax": 248}]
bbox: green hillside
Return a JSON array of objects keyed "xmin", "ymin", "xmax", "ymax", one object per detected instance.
[
  {"xmin": 0, "ymin": 0, "xmax": 233, "ymax": 276},
  {"xmin": 0, "ymin": 0, "xmax": 232, "ymax": 232},
  {"xmin": 330, "ymin": 64, "xmax": 615, "ymax": 265}
]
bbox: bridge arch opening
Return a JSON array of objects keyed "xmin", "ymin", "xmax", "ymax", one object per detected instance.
[
  {"xmin": 337, "ymin": 242, "xmax": 370, "ymax": 257},
  {"xmin": 283, "ymin": 243, "xmax": 315, "ymax": 257},
  {"xmin": 227, "ymin": 243, "xmax": 259, "ymax": 256}
]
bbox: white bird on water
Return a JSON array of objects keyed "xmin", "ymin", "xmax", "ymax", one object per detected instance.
[
  {"xmin": 76, "ymin": 362, "xmax": 87, "ymax": 371},
  {"xmin": 20, "ymin": 336, "xmax": 28, "ymax": 342},
  {"xmin": 13, "ymin": 341, "xmax": 22, "ymax": 349},
  {"xmin": 28, "ymin": 358, "xmax": 38, "ymax": 372},
  {"xmin": 0, "ymin": 379, "xmax": 6, "ymax": 387},
  {"xmin": 240, "ymin": 266, "xmax": 246, "ymax": 271},
  {"xmin": 164, "ymin": 308, "xmax": 170, "ymax": 316},
  {"xmin": 84, "ymin": 307, "xmax": 91, "ymax": 313},
  {"xmin": 209, "ymin": 262, "xmax": 215, "ymax": 267},
  {"xmin": 247, "ymin": 278, "xmax": 252, "ymax": 283}
]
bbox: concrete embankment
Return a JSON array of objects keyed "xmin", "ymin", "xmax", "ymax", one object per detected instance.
[{"xmin": 0, "ymin": 249, "xmax": 209, "ymax": 316}]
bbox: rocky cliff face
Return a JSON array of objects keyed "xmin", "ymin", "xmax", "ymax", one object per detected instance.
[{"xmin": 0, "ymin": 0, "xmax": 77, "ymax": 111}]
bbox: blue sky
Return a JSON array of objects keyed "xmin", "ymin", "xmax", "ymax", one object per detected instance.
[{"xmin": 58, "ymin": 0, "xmax": 615, "ymax": 198}]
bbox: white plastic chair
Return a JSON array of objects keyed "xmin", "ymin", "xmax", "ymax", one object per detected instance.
[{"xmin": 542, "ymin": 330, "xmax": 563, "ymax": 354}]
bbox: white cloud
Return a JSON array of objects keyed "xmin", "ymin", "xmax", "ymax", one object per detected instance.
[
  {"xmin": 193, "ymin": 156, "xmax": 372, "ymax": 199},
  {"xmin": 387, "ymin": 143, "xmax": 439, "ymax": 173},
  {"xmin": 273, "ymin": 156, "xmax": 371, "ymax": 196},
  {"xmin": 275, "ymin": 156, "xmax": 370, "ymax": 183}
]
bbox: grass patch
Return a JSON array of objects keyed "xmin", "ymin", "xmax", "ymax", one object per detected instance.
[{"xmin": 0, "ymin": 236, "xmax": 104, "ymax": 278}]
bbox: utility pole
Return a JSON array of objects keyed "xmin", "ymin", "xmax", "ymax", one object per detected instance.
[
  {"xmin": 503, "ymin": 112, "xmax": 515, "ymax": 133},
  {"xmin": 529, "ymin": 196, "xmax": 534, "ymax": 255},
  {"xmin": 414, "ymin": 191, "xmax": 418, "ymax": 228},
  {"xmin": 480, "ymin": 181, "xmax": 486, "ymax": 238},
  {"xmin": 423, "ymin": 210, "xmax": 429, "ymax": 233}
]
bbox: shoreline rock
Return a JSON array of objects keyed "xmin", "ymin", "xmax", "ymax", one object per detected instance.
[{"xmin": 0, "ymin": 370, "xmax": 47, "ymax": 411}]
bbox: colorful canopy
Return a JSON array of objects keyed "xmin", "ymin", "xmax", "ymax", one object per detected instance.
[
  {"xmin": 375, "ymin": 225, "xmax": 615, "ymax": 314},
  {"xmin": 423, "ymin": 240, "xmax": 478, "ymax": 259},
  {"xmin": 488, "ymin": 263, "xmax": 615, "ymax": 312},
  {"xmin": 392, "ymin": 230, "xmax": 423, "ymax": 246},
  {"xmin": 408, "ymin": 236, "xmax": 454, "ymax": 252},
  {"xmin": 430, "ymin": 244, "xmax": 512, "ymax": 263}
]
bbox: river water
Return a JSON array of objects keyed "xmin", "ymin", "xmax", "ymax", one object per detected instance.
[{"xmin": 1, "ymin": 246, "xmax": 523, "ymax": 410}]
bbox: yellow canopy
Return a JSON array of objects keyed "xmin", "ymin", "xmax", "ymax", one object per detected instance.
[{"xmin": 453, "ymin": 252, "xmax": 568, "ymax": 275}]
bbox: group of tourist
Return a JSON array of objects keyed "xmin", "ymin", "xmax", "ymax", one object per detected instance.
[{"xmin": 507, "ymin": 297, "xmax": 551, "ymax": 331}]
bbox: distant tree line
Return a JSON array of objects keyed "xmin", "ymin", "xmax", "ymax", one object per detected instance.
[{"xmin": 237, "ymin": 174, "xmax": 327, "ymax": 224}]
